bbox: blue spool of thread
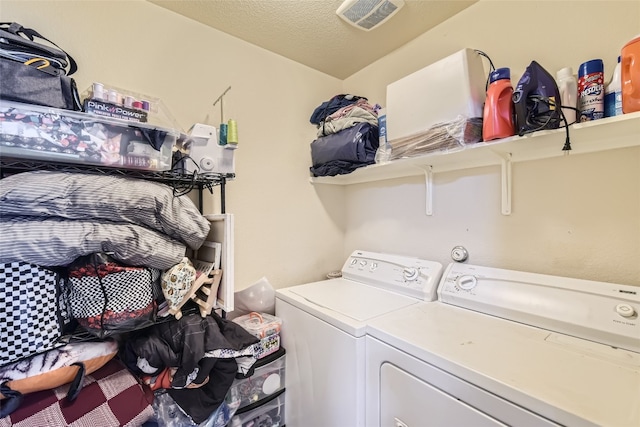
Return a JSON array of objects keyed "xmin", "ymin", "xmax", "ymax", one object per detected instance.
[{"xmin": 219, "ymin": 123, "xmax": 228, "ymax": 145}]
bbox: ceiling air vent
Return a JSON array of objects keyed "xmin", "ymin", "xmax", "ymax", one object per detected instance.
[{"xmin": 336, "ymin": 0, "xmax": 405, "ymax": 31}]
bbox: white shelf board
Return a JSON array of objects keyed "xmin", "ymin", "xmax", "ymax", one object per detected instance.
[{"xmin": 310, "ymin": 112, "xmax": 640, "ymax": 186}]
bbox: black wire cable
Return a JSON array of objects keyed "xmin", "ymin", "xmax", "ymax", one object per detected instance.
[
  {"xmin": 521, "ymin": 95, "xmax": 573, "ymax": 151},
  {"xmin": 168, "ymin": 152, "xmax": 210, "ymax": 197},
  {"xmin": 91, "ymin": 256, "xmax": 108, "ymax": 337},
  {"xmin": 474, "ymin": 49, "xmax": 496, "ymax": 92},
  {"xmin": 559, "ymin": 107, "xmax": 573, "ymax": 152}
]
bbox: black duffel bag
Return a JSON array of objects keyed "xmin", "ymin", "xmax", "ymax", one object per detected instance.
[{"xmin": 0, "ymin": 22, "xmax": 81, "ymax": 110}]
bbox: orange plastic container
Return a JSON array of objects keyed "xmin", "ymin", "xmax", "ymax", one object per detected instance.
[
  {"xmin": 483, "ymin": 67, "xmax": 515, "ymax": 141},
  {"xmin": 621, "ymin": 34, "xmax": 640, "ymax": 114}
]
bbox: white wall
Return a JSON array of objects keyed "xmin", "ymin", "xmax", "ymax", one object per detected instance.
[
  {"xmin": 342, "ymin": 0, "xmax": 640, "ymax": 285},
  {"xmin": 0, "ymin": 0, "xmax": 347, "ymax": 290}
]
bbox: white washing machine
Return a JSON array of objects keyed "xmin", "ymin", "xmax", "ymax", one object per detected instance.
[
  {"xmin": 275, "ymin": 250, "xmax": 443, "ymax": 427},
  {"xmin": 366, "ymin": 262, "xmax": 640, "ymax": 427}
]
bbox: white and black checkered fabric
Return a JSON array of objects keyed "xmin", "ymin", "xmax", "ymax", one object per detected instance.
[
  {"xmin": 0, "ymin": 262, "xmax": 64, "ymax": 366},
  {"xmin": 57, "ymin": 278, "xmax": 72, "ymax": 326},
  {"xmin": 68, "ymin": 269, "xmax": 160, "ymax": 318}
]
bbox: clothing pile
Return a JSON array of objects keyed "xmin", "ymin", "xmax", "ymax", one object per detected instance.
[
  {"xmin": 122, "ymin": 313, "xmax": 258, "ymax": 424},
  {"xmin": 0, "ymin": 171, "xmax": 260, "ymax": 426},
  {"xmin": 309, "ymin": 94, "xmax": 380, "ymax": 177}
]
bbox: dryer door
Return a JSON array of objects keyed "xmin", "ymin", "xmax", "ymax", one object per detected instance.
[
  {"xmin": 366, "ymin": 336, "xmax": 561, "ymax": 427},
  {"xmin": 381, "ymin": 363, "xmax": 506, "ymax": 427}
]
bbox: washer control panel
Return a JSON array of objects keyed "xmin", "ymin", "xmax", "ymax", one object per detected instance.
[
  {"xmin": 438, "ymin": 263, "xmax": 640, "ymax": 353},
  {"xmin": 342, "ymin": 250, "xmax": 444, "ymax": 301}
]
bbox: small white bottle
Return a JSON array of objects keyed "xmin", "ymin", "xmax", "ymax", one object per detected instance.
[
  {"xmin": 604, "ymin": 56, "xmax": 622, "ymax": 117},
  {"xmin": 556, "ymin": 67, "xmax": 578, "ymax": 125}
]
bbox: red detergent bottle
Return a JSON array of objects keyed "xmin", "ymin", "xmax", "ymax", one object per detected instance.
[
  {"xmin": 483, "ymin": 67, "xmax": 515, "ymax": 141},
  {"xmin": 622, "ymin": 34, "xmax": 640, "ymax": 113}
]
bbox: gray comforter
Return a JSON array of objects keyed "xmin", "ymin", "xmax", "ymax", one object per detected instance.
[{"xmin": 0, "ymin": 171, "xmax": 211, "ymax": 270}]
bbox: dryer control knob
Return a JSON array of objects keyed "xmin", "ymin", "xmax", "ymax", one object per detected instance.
[
  {"xmin": 456, "ymin": 275, "xmax": 477, "ymax": 290},
  {"xmin": 403, "ymin": 267, "xmax": 419, "ymax": 281},
  {"xmin": 615, "ymin": 303, "xmax": 636, "ymax": 318},
  {"xmin": 451, "ymin": 246, "xmax": 469, "ymax": 262}
]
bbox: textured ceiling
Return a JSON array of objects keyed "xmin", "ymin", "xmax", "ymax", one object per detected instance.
[{"xmin": 147, "ymin": 0, "xmax": 477, "ymax": 79}]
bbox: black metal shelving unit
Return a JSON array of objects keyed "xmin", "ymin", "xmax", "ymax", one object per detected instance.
[
  {"xmin": 0, "ymin": 157, "xmax": 234, "ymax": 213},
  {"xmin": 0, "ymin": 155, "xmax": 235, "ymax": 334},
  {"xmin": 0, "ymin": 100, "xmax": 237, "ymax": 355}
]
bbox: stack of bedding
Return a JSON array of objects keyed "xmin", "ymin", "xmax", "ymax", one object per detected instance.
[
  {"xmin": 308, "ymin": 94, "xmax": 380, "ymax": 177},
  {"xmin": 0, "ymin": 171, "xmax": 259, "ymax": 426}
]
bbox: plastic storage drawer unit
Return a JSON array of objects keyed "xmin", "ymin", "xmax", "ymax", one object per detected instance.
[
  {"xmin": 230, "ymin": 347, "xmax": 286, "ymax": 411},
  {"xmin": 228, "ymin": 390, "xmax": 285, "ymax": 427}
]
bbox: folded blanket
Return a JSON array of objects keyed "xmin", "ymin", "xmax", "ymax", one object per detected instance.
[
  {"xmin": 0, "ymin": 171, "xmax": 210, "ymax": 250},
  {"xmin": 310, "ymin": 122, "xmax": 379, "ymax": 167},
  {"xmin": 0, "ymin": 216, "xmax": 186, "ymax": 270}
]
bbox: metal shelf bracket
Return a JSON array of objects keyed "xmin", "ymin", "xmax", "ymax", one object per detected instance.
[
  {"xmin": 417, "ymin": 165, "xmax": 434, "ymax": 216},
  {"xmin": 500, "ymin": 153, "xmax": 512, "ymax": 215},
  {"xmin": 417, "ymin": 154, "xmax": 510, "ymax": 216}
]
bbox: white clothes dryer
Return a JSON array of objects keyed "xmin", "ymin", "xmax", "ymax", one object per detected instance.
[
  {"xmin": 275, "ymin": 250, "xmax": 443, "ymax": 427},
  {"xmin": 366, "ymin": 262, "xmax": 640, "ymax": 427}
]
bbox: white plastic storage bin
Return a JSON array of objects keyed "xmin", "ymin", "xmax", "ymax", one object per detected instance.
[
  {"xmin": 386, "ymin": 48, "xmax": 487, "ymax": 141},
  {"xmin": 229, "ymin": 347, "xmax": 286, "ymax": 411},
  {"xmin": 229, "ymin": 390, "xmax": 285, "ymax": 427}
]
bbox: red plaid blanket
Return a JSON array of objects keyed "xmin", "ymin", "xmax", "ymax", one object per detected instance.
[{"xmin": 0, "ymin": 359, "xmax": 154, "ymax": 427}]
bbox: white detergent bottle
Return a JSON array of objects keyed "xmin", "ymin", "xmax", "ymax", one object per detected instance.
[
  {"xmin": 604, "ymin": 56, "xmax": 622, "ymax": 117},
  {"xmin": 556, "ymin": 67, "xmax": 578, "ymax": 125}
]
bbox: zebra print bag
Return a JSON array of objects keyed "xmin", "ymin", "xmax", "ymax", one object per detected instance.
[{"xmin": 0, "ymin": 262, "xmax": 70, "ymax": 367}]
